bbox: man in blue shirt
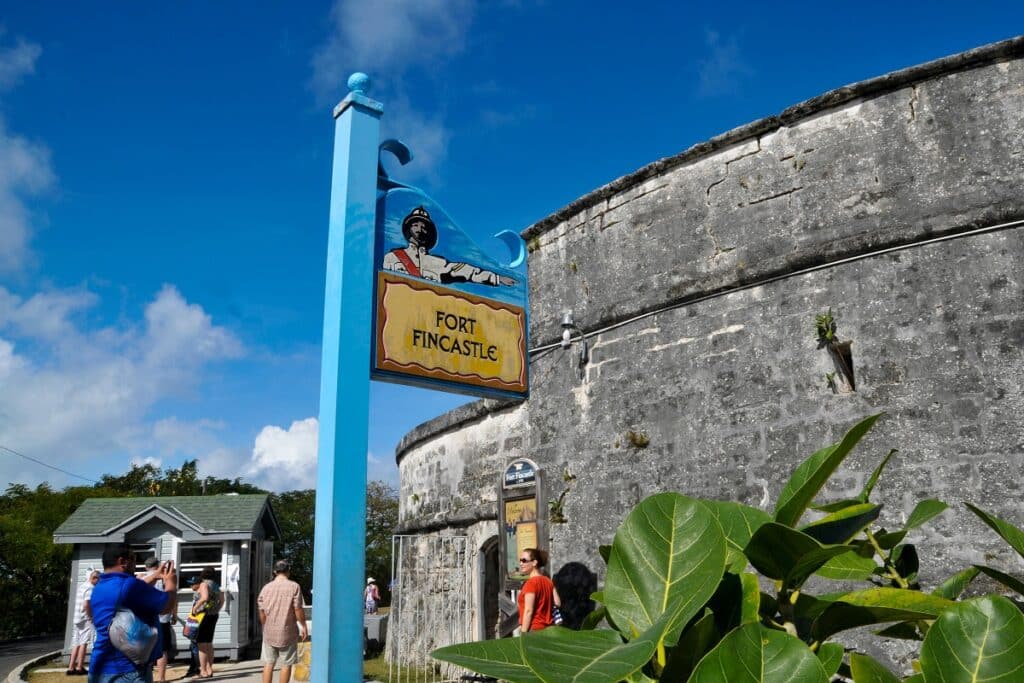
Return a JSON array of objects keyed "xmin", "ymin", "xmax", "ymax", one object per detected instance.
[{"xmin": 88, "ymin": 544, "xmax": 176, "ymax": 683}]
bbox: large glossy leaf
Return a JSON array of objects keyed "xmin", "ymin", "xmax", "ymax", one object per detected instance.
[
  {"xmin": 605, "ymin": 493, "xmax": 727, "ymax": 647},
  {"xmin": 964, "ymin": 503, "xmax": 1024, "ymax": 561},
  {"xmin": 931, "ymin": 566, "xmax": 979, "ymax": 600},
  {"xmin": 774, "ymin": 414, "xmax": 883, "ymax": 527},
  {"xmin": 744, "ymin": 523, "xmax": 853, "ymax": 589},
  {"xmin": 816, "ymin": 642, "xmax": 844, "ymax": 678},
  {"xmin": 919, "ymin": 596, "xmax": 1024, "ymax": 682},
  {"xmin": 974, "ymin": 564, "xmax": 1024, "ymax": 597},
  {"xmin": 432, "ymin": 634, "xmax": 543, "ymax": 683},
  {"xmin": 800, "ymin": 503, "xmax": 882, "ymax": 544},
  {"xmin": 702, "ymin": 500, "xmax": 772, "ymax": 572},
  {"xmin": 689, "ymin": 623, "xmax": 828, "ymax": 683},
  {"xmin": 810, "ymin": 589, "xmax": 954, "ymax": 642},
  {"xmin": 816, "ymin": 550, "xmax": 878, "ymax": 581},
  {"xmin": 660, "ymin": 611, "xmax": 718, "ymax": 683},
  {"xmin": 521, "ymin": 616, "xmax": 664, "ymax": 683},
  {"xmin": 849, "ymin": 653, "xmax": 899, "ymax": 683},
  {"xmin": 434, "ymin": 614, "xmax": 671, "ymax": 683}
]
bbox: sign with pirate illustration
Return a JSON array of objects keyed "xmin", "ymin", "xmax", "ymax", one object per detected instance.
[{"xmin": 372, "ymin": 152, "xmax": 528, "ymax": 398}]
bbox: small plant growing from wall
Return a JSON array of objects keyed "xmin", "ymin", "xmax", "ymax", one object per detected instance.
[
  {"xmin": 549, "ymin": 468, "xmax": 577, "ymax": 524},
  {"xmin": 626, "ymin": 430, "xmax": 651, "ymax": 448},
  {"xmin": 815, "ymin": 308, "xmax": 855, "ymax": 392}
]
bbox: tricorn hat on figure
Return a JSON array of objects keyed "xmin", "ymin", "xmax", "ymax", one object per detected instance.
[{"xmin": 401, "ymin": 206, "xmax": 438, "ymax": 250}]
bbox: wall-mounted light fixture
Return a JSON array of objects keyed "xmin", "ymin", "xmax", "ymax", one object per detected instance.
[{"xmin": 560, "ymin": 312, "xmax": 588, "ymax": 379}]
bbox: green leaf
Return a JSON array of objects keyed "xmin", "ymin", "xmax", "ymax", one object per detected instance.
[
  {"xmin": 816, "ymin": 642, "xmax": 844, "ymax": 678},
  {"xmin": 774, "ymin": 413, "xmax": 883, "ymax": 527},
  {"xmin": 800, "ymin": 503, "xmax": 882, "ymax": 545},
  {"xmin": 858, "ymin": 448, "xmax": 898, "ymax": 503},
  {"xmin": 810, "ymin": 588, "xmax": 955, "ymax": 642},
  {"xmin": 904, "ymin": 499, "xmax": 948, "ymax": 530},
  {"xmin": 849, "ymin": 653, "xmax": 899, "ymax": 683},
  {"xmin": 919, "ymin": 596, "xmax": 1024, "ymax": 682},
  {"xmin": 891, "ymin": 544, "xmax": 919, "ymax": 584},
  {"xmin": 964, "ymin": 503, "xmax": 1024, "ymax": 561},
  {"xmin": 931, "ymin": 566, "xmax": 979, "ymax": 600},
  {"xmin": 661, "ymin": 611, "xmax": 718, "ymax": 683},
  {"xmin": 598, "ymin": 544, "xmax": 611, "ymax": 564},
  {"xmin": 689, "ymin": 623, "xmax": 828, "ymax": 683},
  {"xmin": 702, "ymin": 500, "xmax": 772, "ymax": 573},
  {"xmin": 740, "ymin": 573, "xmax": 761, "ymax": 625},
  {"xmin": 521, "ymin": 619, "xmax": 663, "ymax": 683},
  {"xmin": 974, "ymin": 564, "xmax": 1024, "ymax": 597},
  {"xmin": 816, "ymin": 550, "xmax": 878, "ymax": 581},
  {"xmin": 605, "ymin": 493, "xmax": 727, "ymax": 647},
  {"xmin": 829, "ymin": 587, "xmax": 954, "ymax": 614},
  {"xmin": 580, "ymin": 604, "xmax": 607, "ymax": 630},
  {"xmin": 434, "ymin": 616, "xmax": 672, "ymax": 683},
  {"xmin": 744, "ymin": 523, "xmax": 854, "ymax": 590},
  {"xmin": 810, "ymin": 498, "xmax": 863, "ymax": 513},
  {"xmin": 903, "ymin": 675, "xmax": 924, "ymax": 683},
  {"xmin": 432, "ymin": 634, "xmax": 543, "ymax": 683}
]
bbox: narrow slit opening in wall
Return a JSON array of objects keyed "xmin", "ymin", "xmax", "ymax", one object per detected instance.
[{"xmin": 831, "ymin": 341, "xmax": 855, "ymax": 392}]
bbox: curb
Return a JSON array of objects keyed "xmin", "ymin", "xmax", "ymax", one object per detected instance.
[{"xmin": 6, "ymin": 649, "xmax": 60, "ymax": 683}]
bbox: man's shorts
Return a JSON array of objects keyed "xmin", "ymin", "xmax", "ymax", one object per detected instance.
[
  {"xmin": 261, "ymin": 641, "xmax": 298, "ymax": 666},
  {"xmin": 71, "ymin": 621, "xmax": 95, "ymax": 647}
]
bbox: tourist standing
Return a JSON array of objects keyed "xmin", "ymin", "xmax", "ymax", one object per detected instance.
[
  {"xmin": 192, "ymin": 567, "xmax": 223, "ymax": 679},
  {"xmin": 517, "ymin": 548, "xmax": 560, "ymax": 633},
  {"xmin": 87, "ymin": 544, "xmax": 175, "ymax": 683},
  {"xmin": 68, "ymin": 569, "xmax": 100, "ymax": 675},
  {"xmin": 257, "ymin": 560, "xmax": 308, "ymax": 683},
  {"xmin": 364, "ymin": 578, "xmax": 380, "ymax": 614}
]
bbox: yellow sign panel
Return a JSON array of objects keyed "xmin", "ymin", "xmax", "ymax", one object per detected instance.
[{"xmin": 375, "ymin": 272, "xmax": 527, "ymax": 394}]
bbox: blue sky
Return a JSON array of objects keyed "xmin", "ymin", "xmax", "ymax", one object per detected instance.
[{"xmin": 0, "ymin": 2, "xmax": 1020, "ymax": 492}]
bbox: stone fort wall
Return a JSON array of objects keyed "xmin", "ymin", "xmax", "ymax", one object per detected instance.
[{"xmin": 391, "ymin": 37, "xmax": 1024, "ymax": 659}]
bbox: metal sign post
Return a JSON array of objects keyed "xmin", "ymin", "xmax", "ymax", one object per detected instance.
[{"xmin": 311, "ymin": 73, "xmax": 382, "ymax": 683}]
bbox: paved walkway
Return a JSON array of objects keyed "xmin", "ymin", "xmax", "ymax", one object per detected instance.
[{"xmin": 0, "ymin": 637, "xmax": 63, "ymax": 682}]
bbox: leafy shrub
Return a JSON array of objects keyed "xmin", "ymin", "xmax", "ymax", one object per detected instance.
[{"xmin": 433, "ymin": 414, "xmax": 1024, "ymax": 682}]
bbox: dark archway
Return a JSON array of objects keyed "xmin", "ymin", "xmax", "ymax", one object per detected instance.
[{"xmin": 478, "ymin": 536, "xmax": 500, "ymax": 640}]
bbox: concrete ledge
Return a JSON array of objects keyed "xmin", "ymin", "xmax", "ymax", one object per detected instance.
[{"xmin": 6, "ymin": 650, "xmax": 59, "ymax": 683}]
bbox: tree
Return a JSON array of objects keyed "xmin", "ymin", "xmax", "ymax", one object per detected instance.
[
  {"xmin": 366, "ymin": 481, "xmax": 399, "ymax": 606},
  {"xmin": 271, "ymin": 489, "xmax": 315, "ymax": 601},
  {"xmin": 270, "ymin": 482, "xmax": 399, "ymax": 605},
  {"xmin": 0, "ymin": 483, "xmax": 107, "ymax": 638}
]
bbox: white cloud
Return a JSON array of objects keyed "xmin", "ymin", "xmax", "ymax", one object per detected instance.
[
  {"xmin": 0, "ymin": 35, "xmax": 41, "ymax": 91},
  {"xmin": 130, "ymin": 456, "xmax": 162, "ymax": 469},
  {"xmin": 697, "ymin": 29, "xmax": 754, "ymax": 98},
  {"xmin": 237, "ymin": 416, "xmax": 399, "ymax": 492},
  {"xmin": 309, "ymin": 0, "xmax": 475, "ymax": 180},
  {"xmin": 0, "ymin": 34, "xmax": 53, "ymax": 275},
  {"xmin": 0, "ymin": 284, "xmax": 244, "ymax": 485},
  {"xmin": 310, "ymin": 0, "xmax": 474, "ymax": 99}
]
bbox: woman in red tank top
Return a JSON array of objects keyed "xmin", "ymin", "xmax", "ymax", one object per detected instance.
[{"xmin": 517, "ymin": 548, "xmax": 561, "ymax": 633}]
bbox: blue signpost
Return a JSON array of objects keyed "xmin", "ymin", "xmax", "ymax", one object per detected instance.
[
  {"xmin": 311, "ymin": 73, "xmax": 382, "ymax": 682},
  {"xmin": 312, "ymin": 71, "xmax": 527, "ymax": 681}
]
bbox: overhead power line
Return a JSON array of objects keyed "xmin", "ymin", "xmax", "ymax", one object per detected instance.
[{"xmin": 0, "ymin": 444, "xmax": 98, "ymax": 484}]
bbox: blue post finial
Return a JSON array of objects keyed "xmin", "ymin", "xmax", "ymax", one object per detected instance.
[{"xmin": 348, "ymin": 72, "xmax": 371, "ymax": 95}]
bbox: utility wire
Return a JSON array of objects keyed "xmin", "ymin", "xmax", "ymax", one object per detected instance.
[{"xmin": 0, "ymin": 444, "xmax": 99, "ymax": 484}]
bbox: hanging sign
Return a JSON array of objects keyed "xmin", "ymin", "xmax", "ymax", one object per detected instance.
[{"xmin": 372, "ymin": 180, "xmax": 528, "ymax": 399}]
